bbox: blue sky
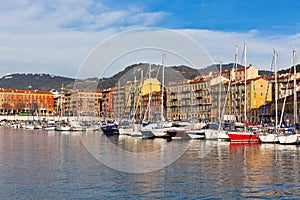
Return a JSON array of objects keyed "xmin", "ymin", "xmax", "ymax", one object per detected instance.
[{"xmin": 0, "ymin": 0, "xmax": 300, "ymax": 78}]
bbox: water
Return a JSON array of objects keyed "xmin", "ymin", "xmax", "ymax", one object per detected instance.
[{"xmin": 0, "ymin": 127, "xmax": 300, "ymax": 199}]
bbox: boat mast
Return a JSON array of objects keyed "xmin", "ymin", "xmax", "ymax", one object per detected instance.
[
  {"xmin": 244, "ymin": 43, "xmax": 247, "ymax": 132},
  {"xmin": 234, "ymin": 46, "xmax": 240, "ymax": 122},
  {"xmin": 161, "ymin": 53, "xmax": 166, "ymax": 123},
  {"xmin": 118, "ymin": 80, "xmax": 121, "ymax": 120},
  {"xmin": 218, "ymin": 61, "xmax": 222, "ymax": 126},
  {"xmin": 274, "ymin": 49, "xmax": 278, "ymax": 131},
  {"xmin": 139, "ymin": 70, "xmax": 143, "ymax": 122},
  {"xmin": 293, "ymin": 50, "xmax": 298, "ymax": 125}
]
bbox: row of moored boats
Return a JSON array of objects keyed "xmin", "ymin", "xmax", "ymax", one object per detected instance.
[{"xmin": 115, "ymin": 121, "xmax": 300, "ymax": 145}]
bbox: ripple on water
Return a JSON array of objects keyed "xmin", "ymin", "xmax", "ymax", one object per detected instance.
[{"xmin": 0, "ymin": 128, "xmax": 299, "ymax": 199}]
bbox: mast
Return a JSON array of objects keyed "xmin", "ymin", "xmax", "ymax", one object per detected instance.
[
  {"xmin": 118, "ymin": 80, "xmax": 121, "ymax": 120},
  {"xmin": 139, "ymin": 70, "xmax": 143, "ymax": 122},
  {"xmin": 143, "ymin": 63, "xmax": 152, "ymax": 122},
  {"xmin": 234, "ymin": 46, "xmax": 239, "ymax": 121},
  {"xmin": 244, "ymin": 43, "xmax": 247, "ymax": 132},
  {"xmin": 161, "ymin": 53, "xmax": 166, "ymax": 122},
  {"xmin": 274, "ymin": 49, "xmax": 278, "ymax": 131},
  {"xmin": 131, "ymin": 75, "xmax": 137, "ymax": 121},
  {"xmin": 218, "ymin": 61, "xmax": 222, "ymax": 126},
  {"xmin": 293, "ymin": 50, "xmax": 298, "ymax": 125}
]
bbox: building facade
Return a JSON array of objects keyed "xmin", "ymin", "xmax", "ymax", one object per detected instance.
[{"xmin": 0, "ymin": 88, "xmax": 54, "ymax": 115}]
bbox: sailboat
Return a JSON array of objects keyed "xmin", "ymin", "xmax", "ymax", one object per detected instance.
[
  {"xmin": 118, "ymin": 72, "xmax": 142, "ymax": 137},
  {"xmin": 204, "ymin": 61, "xmax": 228, "ymax": 140},
  {"xmin": 259, "ymin": 49, "xmax": 279, "ymax": 143},
  {"xmin": 141, "ymin": 53, "xmax": 169, "ymax": 139},
  {"xmin": 227, "ymin": 43, "xmax": 259, "ymax": 142},
  {"xmin": 278, "ymin": 50, "xmax": 300, "ymax": 144}
]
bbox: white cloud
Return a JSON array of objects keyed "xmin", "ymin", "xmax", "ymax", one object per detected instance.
[
  {"xmin": 182, "ymin": 29, "xmax": 299, "ymax": 71},
  {"xmin": 0, "ymin": 1, "xmax": 167, "ymax": 77}
]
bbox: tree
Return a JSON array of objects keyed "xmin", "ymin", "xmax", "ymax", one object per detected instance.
[
  {"xmin": 2, "ymin": 103, "xmax": 12, "ymax": 114},
  {"xmin": 14, "ymin": 102, "xmax": 25, "ymax": 113}
]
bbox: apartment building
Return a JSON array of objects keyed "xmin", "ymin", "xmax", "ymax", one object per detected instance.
[
  {"xmin": 0, "ymin": 88, "xmax": 54, "ymax": 115},
  {"xmin": 167, "ymin": 76, "xmax": 210, "ymax": 122}
]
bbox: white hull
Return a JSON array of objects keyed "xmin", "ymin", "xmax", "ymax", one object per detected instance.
[
  {"xmin": 42, "ymin": 126, "xmax": 56, "ymax": 131},
  {"xmin": 278, "ymin": 134, "xmax": 300, "ymax": 145},
  {"xmin": 186, "ymin": 130, "xmax": 205, "ymax": 139},
  {"xmin": 141, "ymin": 123, "xmax": 168, "ymax": 138},
  {"xmin": 130, "ymin": 130, "xmax": 142, "ymax": 137},
  {"xmin": 11, "ymin": 124, "xmax": 21, "ymax": 129},
  {"xmin": 259, "ymin": 133, "xmax": 279, "ymax": 143},
  {"xmin": 152, "ymin": 128, "xmax": 168, "ymax": 137},
  {"xmin": 25, "ymin": 125, "xmax": 35, "ymax": 130},
  {"xmin": 118, "ymin": 127, "xmax": 129, "ymax": 135},
  {"xmin": 71, "ymin": 127, "xmax": 85, "ymax": 131},
  {"xmin": 34, "ymin": 125, "xmax": 42, "ymax": 129},
  {"xmin": 204, "ymin": 129, "xmax": 229, "ymax": 140},
  {"xmin": 56, "ymin": 126, "xmax": 71, "ymax": 131}
]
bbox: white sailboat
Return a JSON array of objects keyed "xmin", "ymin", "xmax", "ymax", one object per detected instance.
[
  {"xmin": 205, "ymin": 62, "xmax": 226, "ymax": 140},
  {"xmin": 119, "ymin": 71, "xmax": 143, "ymax": 137},
  {"xmin": 141, "ymin": 54, "xmax": 169, "ymax": 138},
  {"xmin": 259, "ymin": 49, "xmax": 279, "ymax": 143},
  {"xmin": 42, "ymin": 120, "xmax": 56, "ymax": 130},
  {"xmin": 278, "ymin": 50, "xmax": 300, "ymax": 144}
]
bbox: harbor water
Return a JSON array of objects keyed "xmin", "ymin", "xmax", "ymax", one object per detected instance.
[{"xmin": 0, "ymin": 127, "xmax": 299, "ymax": 199}]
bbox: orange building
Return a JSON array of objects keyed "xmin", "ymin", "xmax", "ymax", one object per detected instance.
[{"xmin": 0, "ymin": 88, "xmax": 54, "ymax": 115}]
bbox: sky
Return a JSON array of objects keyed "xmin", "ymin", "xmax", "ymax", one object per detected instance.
[{"xmin": 1, "ymin": 0, "xmax": 300, "ymax": 78}]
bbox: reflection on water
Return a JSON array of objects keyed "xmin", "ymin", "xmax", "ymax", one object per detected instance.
[{"xmin": 0, "ymin": 127, "xmax": 299, "ymax": 199}]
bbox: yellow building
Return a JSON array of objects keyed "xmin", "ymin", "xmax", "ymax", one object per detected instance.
[
  {"xmin": 249, "ymin": 77, "xmax": 272, "ymax": 109},
  {"xmin": 141, "ymin": 78, "xmax": 161, "ymax": 96},
  {"xmin": 229, "ymin": 77, "xmax": 272, "ymax": 123}
]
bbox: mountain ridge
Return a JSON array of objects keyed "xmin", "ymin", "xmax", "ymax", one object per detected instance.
[{"xmin": 0, "ymin": 63, "xmax": 284, "ymax": 91}]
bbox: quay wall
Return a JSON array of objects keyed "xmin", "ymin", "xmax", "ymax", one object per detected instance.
[{"xmin": 0, "ymin": 115, "xmax": 101, "ymax": 122}]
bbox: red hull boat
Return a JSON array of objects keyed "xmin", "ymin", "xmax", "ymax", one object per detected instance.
[{"xmin": 227, "ymin": 131, "xmax": 259, "ymax": 142}]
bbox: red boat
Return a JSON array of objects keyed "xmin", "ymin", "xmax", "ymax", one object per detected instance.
[{"xmin": 227, "ymin": 131, "xmax": 259, "ymax": 142}]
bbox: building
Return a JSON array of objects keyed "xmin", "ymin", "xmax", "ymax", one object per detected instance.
[
  {"xmin": 112, "ymin": 84, "xmax": 126, "ymax": 120},
  {"xmin": 99, "ymin": 88, "xmax": 115, "ymax": 119},
  {"xmin": 0, "ymin": 88, "xmax": 54, "ymax": 115},
  {"xmin": 228, "ymin": 77, "xmax": 272, "ymax": 124},
  {"xmin": 209, "ymin": 76, "xmax": 229, "ymax": 122},
  {"xmin": 269, "ymin": 71, "xmax": 300, "ymax": 125},
  {"xmin": 167, "ymin": 76, "xmax": 211, "ymax": 122},
  {"xmin": 54, "ymin": 90, "xmax": 102, "ymax": 117},
  {"xmin": 222, "ymin": 64, "xmax": 259, "ymax": 81}
]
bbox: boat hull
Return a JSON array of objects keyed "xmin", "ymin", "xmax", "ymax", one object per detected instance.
[
  {"xmin": 166, "ymin": 129, "xmax": 187, "ymax": 139},
  {"xmin": 186, "ymin": 130, "xmax": 205, "ymax": 139},
  {"xmin": 42, "ymin": 126, "xmax": 56, "ymax": 131},
  {"xmin": 204, "ymin": 130, "xmax": 229, "ymax": 140},
  {"xmin": 56, "ymin": 126, "xmax": 71, "ymax": 131},
  {"xmin": 259, "ymin": 133, "xmax": 279, "ymax": 143},
  {"xmin": 278, "ymin": 134, "xmax": 300, "ymax": 145},
  {"xmin": 228, "ymin": 131, "xmax": 259, "ymax": 142}
]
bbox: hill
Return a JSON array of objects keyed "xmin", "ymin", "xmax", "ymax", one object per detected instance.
[
  {"xmin": 96, "ymin": 63, "xmax": 201, "ymax": 90},
  {"xmin": 0, "ymin": 63, "xmax": 276, "ymax": 91},
  {"xmin": 0, "ymin": 73, "xmax": 74, "ymax": 91},
  {"xmin": 278, "ymin": 64, "xmax": 300, "ymax": 74}
]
